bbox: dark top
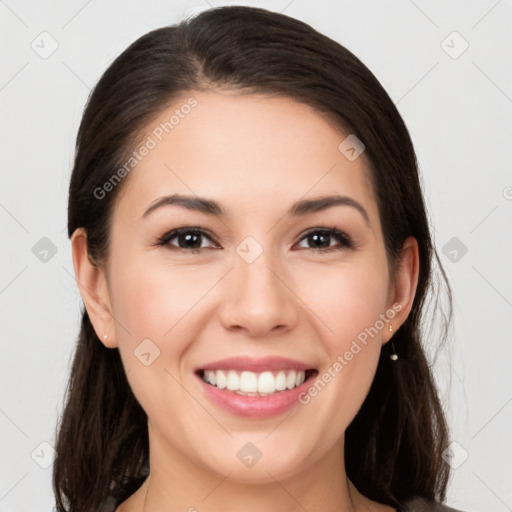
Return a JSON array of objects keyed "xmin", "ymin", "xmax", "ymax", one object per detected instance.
[
  {"xmin": 398, "ymin": 496, "xmax": 465, "ymax": 511},
  {"xmin": 99, "ymin": 492, "xmax": 466, "ymax": 511}
]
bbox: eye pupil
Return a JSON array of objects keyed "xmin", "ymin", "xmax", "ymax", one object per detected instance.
[
  {"xmin": 180, "ymin": 232, "xmax": 201, "ymax": 249},
  {"xmin": 309, "ymin": 232, "xmax": 330, "ymax": 248}
]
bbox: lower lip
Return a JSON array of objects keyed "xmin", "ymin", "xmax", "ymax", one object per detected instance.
[{"xmin": 196, "ymin": 372, "xmax": 315, "ymax": 418}]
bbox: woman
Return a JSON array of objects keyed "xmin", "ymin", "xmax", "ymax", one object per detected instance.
[{"xmin": 53, "ymin": 6, "xmax": 464, "ymax": 512}]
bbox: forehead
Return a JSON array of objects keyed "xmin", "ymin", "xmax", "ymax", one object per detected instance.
[{"xmin": 114, "ymin": 91, "xmax": 378, "ymax": 226}]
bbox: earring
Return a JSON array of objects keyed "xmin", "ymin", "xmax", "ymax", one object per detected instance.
[
  {"xmin": 103, "ymin": 334, "xmax": 108, "ymax": 340},
  {"xmin": 389, "ymin": 324, "xmax": 398, "ymax": 361}
]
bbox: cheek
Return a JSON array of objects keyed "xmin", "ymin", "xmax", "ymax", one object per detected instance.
[
  {"xmin": 108, "ymin": 259, "xmax": 211, "ymax": 423},
  {"xmin": 107, "ymin": 256, "xmax": 229, "ymax": 411},
  {"xmin": 300, "ymin": 257, "xmax": 390, "ymax": 349},
  {"xmin": 109, "ymin": 257, "xmax": 218, "ymax": 344},
  {"xmin": 290, "ymin": 260, "xmax": 390, "ymax": 442}
]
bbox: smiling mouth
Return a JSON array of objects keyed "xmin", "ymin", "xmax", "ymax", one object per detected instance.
[{"xmin": 196, "ymin": 368, "xmax": 318, "ymax": 396}]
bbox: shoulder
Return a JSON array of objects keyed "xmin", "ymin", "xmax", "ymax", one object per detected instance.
[{"xmin": 399, "ymin": 496, "xmax": 466, "ymax": 512}]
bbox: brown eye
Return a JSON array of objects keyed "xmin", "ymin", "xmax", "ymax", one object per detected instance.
[
  {"xmin": 157, "ymin": 228, "xmax": 218, "ymax": 252},
  {"xmin": 296, "ymin": 229, "xmax": 353, "ymax": 251}
]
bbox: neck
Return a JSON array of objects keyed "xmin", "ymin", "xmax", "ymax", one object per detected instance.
[{"xmin": 136, "ymin": 422, "xmax": 366, "ymax": 512}]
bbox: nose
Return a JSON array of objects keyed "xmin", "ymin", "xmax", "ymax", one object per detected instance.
[{"xmin": 219, "ymin": 248, "xmax": 299, "ymax": 338}]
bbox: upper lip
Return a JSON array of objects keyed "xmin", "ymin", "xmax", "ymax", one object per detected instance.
[{"xmin": 197, "ymin": 356, "xmax": 315, "ymax": 373}]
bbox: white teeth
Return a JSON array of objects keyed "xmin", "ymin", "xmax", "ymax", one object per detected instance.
[
  {"xmin": 286, "ymin": 371, "xmax": 296, "ymax": 389},
  {"xmin": 215, "ymin": 370, "xmax": 225, "ymax": 389},
  {"xmin": 275, "ymin": 371, "xmax": 287, "ymax": 391},
  {"xmin": 201, "ymin": 369, "xmax": 308, "ymax": 394},
  {"xmin": 257, "ymin": 371, "xmax": 275, "ymax": 393},
  {"xmin": 240, "ymin": 371, "xmax": 258, "ymax": 392},
  {"xmin": 226, "ymin": 370, "xmax": 239, "ymax": 391}
]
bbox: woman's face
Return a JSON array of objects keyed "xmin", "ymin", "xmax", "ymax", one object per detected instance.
[{"xmin": 81, "ymin": 91, "xmax": 416, "ymax": 484}]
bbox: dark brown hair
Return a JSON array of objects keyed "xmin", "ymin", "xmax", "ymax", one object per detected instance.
[{"xmin": 53, "ymin": 5, "xmax": 453, "ymax": 511}]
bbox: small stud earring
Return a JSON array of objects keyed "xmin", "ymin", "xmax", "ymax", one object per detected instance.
[{"xmin": 103, "ymin": 334, "xmax": 108, "ymax": 340}]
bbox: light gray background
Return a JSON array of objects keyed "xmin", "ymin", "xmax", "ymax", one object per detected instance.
[{"xmin": 1, "ymin": 1, "xmax": 511, "ymax": 511}]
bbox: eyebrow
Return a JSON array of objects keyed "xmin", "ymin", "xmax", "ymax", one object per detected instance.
[{"xmin": 142, "ymin": 193, "xmax": 370, "ymax": 226}]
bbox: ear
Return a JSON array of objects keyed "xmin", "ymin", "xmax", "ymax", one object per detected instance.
[
  {"xmin": 384, "ymin": 236, "xmax": 420, "ymax": 344},
  {"xmin": 70, "ymin": 227, "xmax": 118, "ymax": 348}
]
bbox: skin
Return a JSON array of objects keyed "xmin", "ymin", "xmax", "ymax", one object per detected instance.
[{"xmin": 72, "ymin": 90, "xmax": 419, "ymax": 512}]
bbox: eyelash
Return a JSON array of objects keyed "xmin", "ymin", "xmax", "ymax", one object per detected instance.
[{"xmin": 155, "ymin": 226, "xmax": 355, "ymax": 254}]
